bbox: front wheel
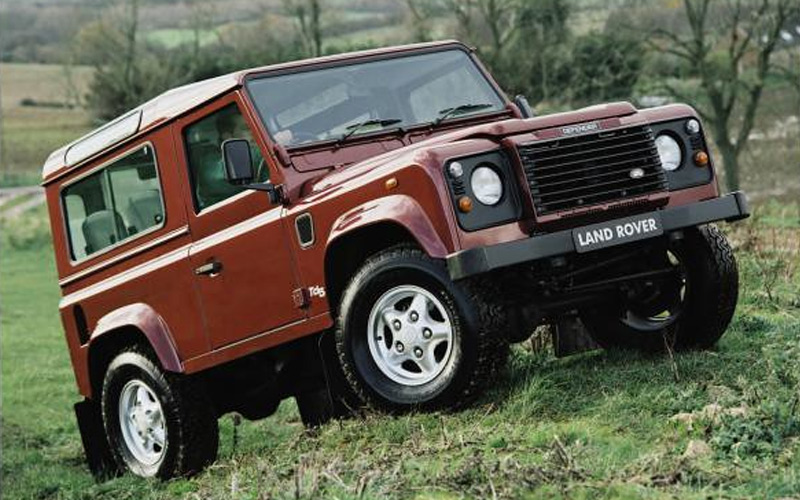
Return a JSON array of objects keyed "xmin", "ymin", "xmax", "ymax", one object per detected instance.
[
  {"xmin": 335, "ymin": 246, "xmax": 508, "ymax": 412},
  {"xmin": 101, "ymin": 348, "xmax": 219, "ymax": 478},
  {"xmin": 581, "ymin": 225, "xmax": 738, "ymax": 352}
]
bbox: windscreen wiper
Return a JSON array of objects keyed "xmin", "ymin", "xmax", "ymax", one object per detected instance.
[
  {"xmin": 337, "ymin": 118, "xmax": 403, "ymax": 146},
  {"xmin": 433, "ymin": 103, "xmax": 494, "ymax": 127}
]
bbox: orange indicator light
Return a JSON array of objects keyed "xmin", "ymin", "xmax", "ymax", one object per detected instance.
[{"xmin": 693, "ymin": 151, "xmax": 709, "ymax": 167}]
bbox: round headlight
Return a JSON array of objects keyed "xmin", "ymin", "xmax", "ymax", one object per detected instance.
[
  {"xmin": 470, "ymin": 165, "xmax": 503, "ymax": 205},
  {"xmin": 655, "ymin": 134, "xmax": 682, "ymax": 172}
]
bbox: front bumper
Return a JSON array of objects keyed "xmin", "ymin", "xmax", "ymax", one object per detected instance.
[{"xmin": 447, "ymin": 191, "xmax": 749, "ymax": 280}]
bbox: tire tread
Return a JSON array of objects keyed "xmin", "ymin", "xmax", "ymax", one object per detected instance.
[{"xmin": 334, "ymin": 245, "xmax": 508, "ymax": 411}]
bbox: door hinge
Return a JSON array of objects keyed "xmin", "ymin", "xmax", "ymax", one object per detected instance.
[{"xmin": 292, "ymin": 288, "xmax": 310, "ymax": 309}]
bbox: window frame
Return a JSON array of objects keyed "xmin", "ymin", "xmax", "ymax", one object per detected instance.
[
  {"xmin": 60, "ymin": 141, "xmax": 167, "ymax": 264},
  {"xmin": 181, "ymin": 101, "xmax": 268, "ymax": 214}
]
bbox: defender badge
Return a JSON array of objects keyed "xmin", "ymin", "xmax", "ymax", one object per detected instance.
[{"xmin": 561, "ymin": 121, "xmax": 600, "ymax": 136}]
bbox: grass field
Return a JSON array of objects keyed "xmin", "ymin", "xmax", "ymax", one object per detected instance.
[
  {"xmin": 1, "ymin": 202, "xmax": 799, "ymax": 499},
  {"xmin": 0, "ymin": 63, "xmax": 93, "ymax": 187}
]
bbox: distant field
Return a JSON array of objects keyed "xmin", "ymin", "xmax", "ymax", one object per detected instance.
[
  {"xmin": 146, "ymin": 28, "xmax": 221, "ymax": 49},
  {"xmin": 0, "ymin": 63, "xmax": 93, "ymax": 186}
]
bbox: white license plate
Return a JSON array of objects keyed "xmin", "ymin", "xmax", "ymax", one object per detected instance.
[{"xmin": 572, "ymin": 213, "xmax": 663, "ymax": 253}]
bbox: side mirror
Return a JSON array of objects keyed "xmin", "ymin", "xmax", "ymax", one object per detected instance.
[
  {"xmin": 222, "ymin": 138, "xmax": 286, "ymax": 205},
  {"xmin": 222, "ymin": 139, "xmax": 254, "ymax": 185},
  {"xmin": 514, "ymin": 95, "xmax": 535, "ymax": 119}
]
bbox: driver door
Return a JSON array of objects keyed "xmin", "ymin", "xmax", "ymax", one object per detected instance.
[{"xmin": 177, "ymin": 94, "xmax": 305, "ymax": 350}]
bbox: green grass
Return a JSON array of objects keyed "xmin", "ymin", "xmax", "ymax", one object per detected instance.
[{"xmin": 2, "ymin": 203, "xmax": 800, "ymax": 499}]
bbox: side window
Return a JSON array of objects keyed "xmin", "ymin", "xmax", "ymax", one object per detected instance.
[
  {"xmin": 184, "ymin": 104, "xmax": 268, "ymax": 211},
  {"xmin": 62, "ymin": 145, "xmax": 164, "ymax": 260}
]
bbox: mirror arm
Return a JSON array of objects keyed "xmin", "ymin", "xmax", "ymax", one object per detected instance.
[
  {"xmin": 514, "ymin": 95, "xmax": 536, "ymax": 119},
  {"xmin": 245, "ymin": 182, "xmax": 287, "ymax": 205}
]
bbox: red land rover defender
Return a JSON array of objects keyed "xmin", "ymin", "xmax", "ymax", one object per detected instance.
[{"xmin": 43, "ymin": 41, "xmax": 748, "ymax": 478}]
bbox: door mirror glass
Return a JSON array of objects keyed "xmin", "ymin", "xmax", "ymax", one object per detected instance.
[
  {"xmin": 514, "ymin": 94, "xmax": 535, "ymax": 118},
  {"xmin": 222, "ymin": 139, "xmax": 254, "ymax": 185}
]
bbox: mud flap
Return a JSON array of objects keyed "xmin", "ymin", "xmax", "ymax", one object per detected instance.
[
  {"xmin": 74, "ymin": 399, "xmax": 117, "ymax": 480},
  {"xmin": 554, "ymin": 315, "xmax": 600, "ymax": 357},
  {"xmin": 295, "ymin": 331, "xmax": 361, "ymax": 427}
]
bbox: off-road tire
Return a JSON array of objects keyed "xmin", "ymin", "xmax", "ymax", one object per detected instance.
[
  {"xmin": 581, "ymin": 225, "xmax": 738, "ymax": 352},
  {"xmin": 335, "ymin": 245, "xmax": 509, "ymax": 412},
  {"xmin": 101, "ymin": 347, "xmax": 219, "ymax": 478}
]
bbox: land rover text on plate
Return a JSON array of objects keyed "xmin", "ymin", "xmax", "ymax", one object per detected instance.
[{"xmin": 42, "ymin": 41, "xmax": 749, "ymax": 479}]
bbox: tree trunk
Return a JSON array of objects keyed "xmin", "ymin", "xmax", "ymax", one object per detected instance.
[
  {"xmin": 717, "ymin": 141, "xmax": 740, "ymax": 192},
  {"xmin": 311, "ymin": 0, "xmax": 322, "ymax": 57},
  {"xmin": 0, "ymin": 63, "xmax": 4, "ymax": 176}
]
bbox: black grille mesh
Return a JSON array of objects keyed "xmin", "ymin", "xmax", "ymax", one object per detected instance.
[{"xmin": 519, "ymin": 125, "xmax": 668, "ymax": 215}]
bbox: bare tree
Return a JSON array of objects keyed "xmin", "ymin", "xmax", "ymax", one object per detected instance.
[
  {"xmin": 77, "ymin": 0, "xmax": 179, "ymax": 119},
  {"xmin": 186, "ymin": 0, "xmax": 218, "ymax": 71},
  {"xmin": 0, "ymin": 63, "xmax": 5, "ymax": 176},
  {"xmin": 284, "ymin": 0, "xmax": 323, "ymax": 57},
  {"xmin": 652, "ymin": 0, "xmax": 800, "ymax": 191},
  {"xmin": 774, "ymin": 29, "xmax": 800, "ymax": 120},
  {"xmin": 443, "ymin": 0, "xmax": 518, "ymax": 62},
  {"xmin": 477, "ymin": 0, "xmax": 519, "ymax": 60},
  {"xmin": 405, "ymin": 0, "xmax": 436, "ymax": 42}
]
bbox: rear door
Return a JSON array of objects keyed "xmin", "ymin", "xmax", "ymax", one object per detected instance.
[{"xmin": 176, "ymin": 93, "xmax": 304, "ymax": 349}]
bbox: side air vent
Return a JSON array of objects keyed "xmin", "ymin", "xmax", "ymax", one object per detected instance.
[
  {"xmin": 74, "ymin": 305, "xmax": 90, "ymax": 345},
  {"xmin": 295, "ymin": 213, "xmax": 314, "ymax": 248}
]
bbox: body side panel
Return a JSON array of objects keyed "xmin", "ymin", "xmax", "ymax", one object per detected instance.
[{"xmin": 51, "ymin": 125, "xmax": 208, "ymax": 397}]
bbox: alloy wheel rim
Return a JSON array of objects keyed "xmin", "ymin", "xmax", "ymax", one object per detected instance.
[
  {"xmin": 118, "ymin": 379, "xmax": 167, "ymax": 466},
  {"xmin": 367, "ymin": 285, "xmax": 454, "ymax": 386}
]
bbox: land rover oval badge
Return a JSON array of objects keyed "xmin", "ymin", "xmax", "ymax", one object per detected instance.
[{"xmin": 629, "ymin": 168, "xmax": 645, "ymax": 179}]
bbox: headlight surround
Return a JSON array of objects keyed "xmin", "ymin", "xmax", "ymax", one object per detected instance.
[
  {"xmin": 470, "ymin": 165, "xmax": 503, "ymax": 205},
  {"xmin": 443, "ymin": 151, "xmax": 521, "ymax": 231},
  {"xmin": 650, "ymin": 118, "xmax": 714, "ymax": 191},
  {"xmin": 655, "ymin": 134, "xmax": 682, "ymax": 172}
]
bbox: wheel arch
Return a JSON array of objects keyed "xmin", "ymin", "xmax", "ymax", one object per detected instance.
[
  {"xmin": 87, "ymin": 303, "xmax": 182, "ymax": 398},
  {"xmin": 323, "ymin": 195, "xmax": 451, "ymax": 310},
  {"xmin": 324, "ymin": 222, "xmax": 416, "ymax": 312}
]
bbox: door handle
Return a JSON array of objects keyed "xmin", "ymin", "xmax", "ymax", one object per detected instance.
[{"xmin": 194, "ymin": 260, "xmax": 223, "ymax": 276}]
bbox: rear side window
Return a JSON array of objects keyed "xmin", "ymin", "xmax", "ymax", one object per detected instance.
[{"xmin": 62, "ymin": 144, "xmax": 164, "ymax": 261}]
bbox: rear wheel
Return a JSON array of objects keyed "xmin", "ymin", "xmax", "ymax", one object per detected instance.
[
  {"xmin": 581, "ymin": 225, "xmax": 738, "ymax": 352},
  {"xmin": 101, "ymin": 348, "xmax": 218, "ymax": 478},
  {"xmin": 335, "ymin": 246, "xmax": 508, "ymax": 412}
]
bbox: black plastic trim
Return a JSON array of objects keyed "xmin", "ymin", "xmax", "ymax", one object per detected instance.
[
  {"xmin": 447, "ymin": 192, "xmax": 749, "ymax": 280},
  {"xmin": 444, "ymin": 150, "xmax": 523, "ymax": 231},
  {"xmin": 74, "ymin": 399, "xmax": 117, "ymax": 479},
  {"xmin": 651, "ymin": 119, "xmax": 714, "ymax": 190}
]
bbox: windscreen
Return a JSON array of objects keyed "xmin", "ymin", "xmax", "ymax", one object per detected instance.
[{"xmin": 246, "ymin": 49, "xmax": 506, "ymax": 147}]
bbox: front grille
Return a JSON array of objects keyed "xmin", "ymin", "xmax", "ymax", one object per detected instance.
[{"xmin": 519, "ymin": 125, "xmax": 667, "ymax": 216}]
